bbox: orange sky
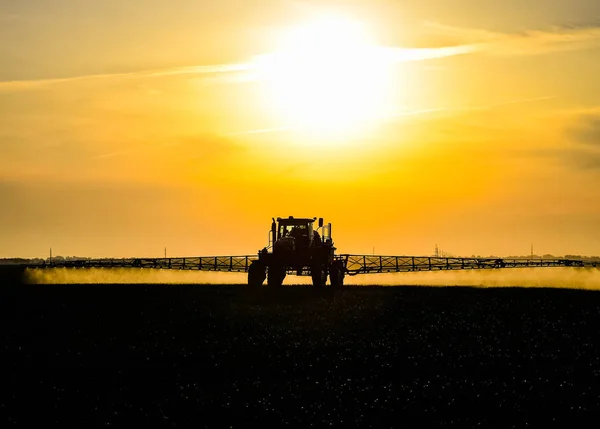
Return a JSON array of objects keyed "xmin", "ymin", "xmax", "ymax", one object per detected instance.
[{"xmin": 1, "ymin": 1, "xmax": 600, "ymax": 258}]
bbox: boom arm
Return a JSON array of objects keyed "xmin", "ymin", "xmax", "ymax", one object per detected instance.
[{"xmin": 26, "ymin": 254, "xmax": 598, "ymax": 274}]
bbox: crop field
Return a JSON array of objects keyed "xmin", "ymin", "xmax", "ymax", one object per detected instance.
[{"xmin": 2, "ymin": 278, "xmax": 600, "ymax": 427}]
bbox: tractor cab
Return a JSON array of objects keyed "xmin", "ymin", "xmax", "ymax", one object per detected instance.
[
  {"xmin": 278, "ymin": 217, "xmax": 314, "ymax": 248},
  {"xmin": 270, "ymin": 216, "xmax": 330, "ymax": 251}
]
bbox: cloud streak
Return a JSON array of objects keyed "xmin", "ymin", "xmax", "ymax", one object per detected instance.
[
  {"xmin": 0, "ymin": 43, "xmax": 476, "ymax": 93},
  {"xmin": 467, "ymin": 95, "xmax": 558, "ymax": 111},
  {"xmin": 563, "ymin": 113, "xmax": 600, "ymax": 170},
  {"xmin": 4, "ymin": 21, "xmax": 596, "ymax": 94},
  {"xmin": 570, "ymin": 114, "xmax": 600, "ymax": 148},
  {"xmin": 2, "ymin": 22, "xmax": 599, "ymax": 93},
  {"xmin": 228, "ymin": 126, "xmax": 290, "ymax": 136},
  {"xmin": 424, "ymin": 22, "xmax": 600, "ymax": 56},
  {"xmin": 0, "ymin": 63, "xmax": 253, "ymax": 93},
  {"xmin": 382, "ymin": 45, "xmax": 476, "ymax": 62},
  {"xmin": 232, "ymin": 96, "xmax": 557, "ymax": 135}
]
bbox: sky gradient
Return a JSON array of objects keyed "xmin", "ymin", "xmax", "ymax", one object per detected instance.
[{"xmin": 2, "ymin": 0, "xmax": 600, "ymax": 259}]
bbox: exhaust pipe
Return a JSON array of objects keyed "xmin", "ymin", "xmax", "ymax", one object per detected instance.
[{"xmin": 271, "ymin": 218, "xmax": 277, "ymax": 241}]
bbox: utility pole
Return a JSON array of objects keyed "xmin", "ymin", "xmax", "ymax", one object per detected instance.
[
  {"xmin": 164, "ymin": 247, "xmax": 167, "ymax": 259},
  {"xmin": 50, "ymin": 247, "xmax": 52, "ymax": 263},
  {"xmin": 531, "ymin": 243, "xmax": 533, "ymax": 259}
]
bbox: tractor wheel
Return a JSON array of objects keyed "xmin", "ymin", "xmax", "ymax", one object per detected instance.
[
  {"xmin": 248, "ymin": 261, "xmax": 266, "ymax": 287},
  {"xmin": 329, "ymin": 260, "xmax": 345, "ymax": 287},
  {"xmin": 311, "ymin": 266, "xmax": 327, "ymax": 287},
  {"xmin": 267, "ymin": 266, "xmax": 286, "ymax": 287}
]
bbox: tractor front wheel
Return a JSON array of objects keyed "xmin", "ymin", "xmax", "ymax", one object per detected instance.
[
  {"xmin": 311, "ymin": 265, "xmax": 327, "ymax": 287},
  {"xmin": 267, "ymin": 266, "xmax": 286, "ymax": 287},
  {"xmin": 248, "ymin": 261, "xmax": 266, "ymax": 287}
]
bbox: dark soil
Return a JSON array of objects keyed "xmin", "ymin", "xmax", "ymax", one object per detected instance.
[{"xmin": 2, "ymin": 280, "xmax": 600, "ymax": 427}]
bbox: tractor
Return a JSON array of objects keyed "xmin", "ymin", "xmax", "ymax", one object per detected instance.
[{"xmin": 247, "ymin": 216, "xmax": 345, "ymax": 287}]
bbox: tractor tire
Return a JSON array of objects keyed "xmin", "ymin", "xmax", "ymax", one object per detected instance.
[
  {"xmin": 248, "ymin": 261, "xmax": 266, "ymax": 287},
  {"xmin": 311, "ymin": 266, "xmax": 327, "ymax": 287},
  {"xmin": 329, "ymin": 260, "xmax": 345, "ymax": 287},
  {"xmin": 267, "ymin": 266, "xmax": 286, "ymax": 287}
]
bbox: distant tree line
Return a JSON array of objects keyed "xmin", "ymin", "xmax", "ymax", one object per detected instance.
[
  {"xmin": 0, "ymin": 256, "xmax": 92, "ymax": 265},
  {"xmin": 468, "ymin": 254, "xmax": 600, "ymax": 260}
]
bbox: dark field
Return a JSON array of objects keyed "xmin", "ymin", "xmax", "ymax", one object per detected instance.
[{"xmin": 3, "ymin": 277, "xmax": 600, "ymax": 427}]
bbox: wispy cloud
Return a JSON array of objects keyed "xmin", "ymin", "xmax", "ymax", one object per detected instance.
[
  {"xmin": 525, "ymin": 110, "xmax": 600, "ymax": 172},
  {"xmin": 0, "ymin": 13, "xmax": 21, "ymax": 21},
  {"xmin": 5, "ymin": 19, "xmax": 589, "ymax": 94},
  {"xmin": 0, "ymin": 63, "xmax": 252, "ymax": 93},
  {"xmin": 0, "ymin": 42, "xmax": 477, "ymax": 93},
  {"xmin": 467, "ymin": 95, "xmax": 558, "ymax": 110},
  {"xmin": 232, "ymin": 96, "xmax": 557, "ymax": 133},
  {"xmin": 570, "ymin": 114, "xmax": 600, "ymax": 148},
  {"xmin": 228, "ymin": 126, "xmax": 289, "ymax": 136},
  {"xmin": 91, "ymin": 150, "xmax": 129, "ymax": 160},
  {"xmin": 382, "ymin": 45, "xmax": 475, "ymax": 62},
  {"xmin": 388, "ymin": 107, "xmax": 448, "ymax": 118},
  {"xmin": 389, "ymin": 96, "xmax": 556, "ymax": 121},
  {"xmin": 423, "ymin": 22, "xmax": 600, "ymax": 56}
]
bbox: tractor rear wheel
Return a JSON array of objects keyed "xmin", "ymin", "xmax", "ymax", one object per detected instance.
[
  {"xmin": 248, "ymin": 261, "xmax": 266, "ymax": 287},
  {"xmin": 329, "ymin": 260, "xmax": 345, "ymax": 287},
  {"xmin": 267, "ymin": 266, "xmax": 286, "ymax": 287}
]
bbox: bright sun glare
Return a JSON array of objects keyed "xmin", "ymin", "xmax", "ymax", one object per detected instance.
[{"xmin": 253, "ymin": 16, "xmax": 395, "ymax": 142}]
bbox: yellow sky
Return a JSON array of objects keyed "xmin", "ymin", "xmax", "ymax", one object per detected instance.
[{"xmin": 1, "ymin": 1, "xmax": 600, "ymax": 258}]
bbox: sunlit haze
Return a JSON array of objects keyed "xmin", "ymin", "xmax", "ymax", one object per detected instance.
[{"xmin": 1, "ymin": 0, "xmax": 600, "ymax": 259}]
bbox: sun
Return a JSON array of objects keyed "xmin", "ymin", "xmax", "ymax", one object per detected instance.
[{"xmin": 252, "ymin": 15, "xmax": 395, "ymax": 143}]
